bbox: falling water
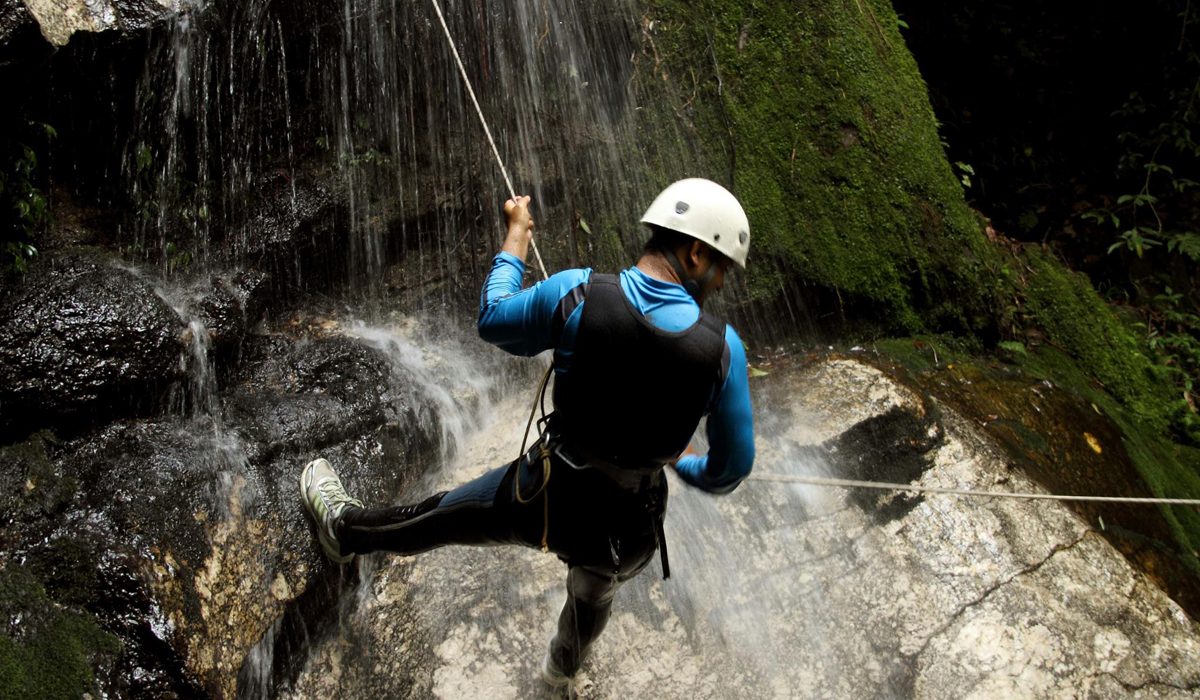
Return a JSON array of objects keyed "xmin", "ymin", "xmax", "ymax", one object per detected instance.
[
  {"xmin": 118, "ymin": 0, "xmax": 682, "ymax": 310},
  {"xmin": 346, "ymin": 315, "xmax": 531, "ymax": 465}
]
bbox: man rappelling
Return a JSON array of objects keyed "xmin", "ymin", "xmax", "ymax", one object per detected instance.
[{"xmin": 299, "ymin": 178, "xmax": 756, "ymax": 687}]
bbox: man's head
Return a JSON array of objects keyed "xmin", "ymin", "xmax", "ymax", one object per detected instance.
[{"xmin": 640, "ymin": 179, "xmax": 750, "ymax": 302}]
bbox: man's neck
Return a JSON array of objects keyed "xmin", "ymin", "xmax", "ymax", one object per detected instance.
[{"xmin": 635, "ymin": 251, "xmax": 681, "ymax": 285}]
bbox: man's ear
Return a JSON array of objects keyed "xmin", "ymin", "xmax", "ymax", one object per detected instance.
[{"xmin": 686, "ymin": 240, "xmax": 707, "ymax": 269}]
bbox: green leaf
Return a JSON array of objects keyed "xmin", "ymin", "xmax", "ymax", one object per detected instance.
[
  {"xmin": 1117, "ymin": 194, "xmax": 1135, "ymax": 205},
  {"xmin": 748, "ymin": 366, "xmax": 769, "ymax": 378},
  {"xmin": 1168, "ymin": 232, "xmax": 1200, "ymax": 261},
  {"xmin": 578, "ymin": 217, "xmax": 592, "ymax": 236},
  {"xmin": 135, "ymin": 142, "xmax": 152, "ymax": 173}
]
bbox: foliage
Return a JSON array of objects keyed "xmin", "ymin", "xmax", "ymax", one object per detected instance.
[
  {"xmin": 0, "ymin": 121, "xmax": 54, "ymax": 276},
  {"xmin": 1076, "ymin": 8, "xmax": 1200, "ymax": 442},
  {"xmin": 0, "ymin": 567, "xmax": 120, "ymax": 698}
]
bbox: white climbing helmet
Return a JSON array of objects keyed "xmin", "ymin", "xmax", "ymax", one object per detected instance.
[{"xmin": 640, "ymin": 178, "xmax": 751, "ymax": 269}]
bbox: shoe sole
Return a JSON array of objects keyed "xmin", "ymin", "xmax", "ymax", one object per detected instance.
[{"xmin": 299, "ymin": 460, "xmax": 355, "ymax": 565}]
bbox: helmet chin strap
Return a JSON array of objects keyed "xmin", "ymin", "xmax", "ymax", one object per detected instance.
[{"xmin": 663, "ymin": 247, "xmax": 718, "ymax": 302}]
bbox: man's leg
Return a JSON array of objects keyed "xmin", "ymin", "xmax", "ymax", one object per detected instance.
[
  {"xmin": 301, "ymin": 456, "xmax": 542, "ymax": 562},
  {"xmin": 545, "ymin": 565, "xmax": 620, "ymax": 681},
  {"xmin": 338, "ymin": 461, "xmax": 534, "ymax": 555}
]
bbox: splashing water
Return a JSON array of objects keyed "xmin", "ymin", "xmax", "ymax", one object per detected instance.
[{"xmin": 344, "ymin": 315, "xmax": 535, "ymax": 467}]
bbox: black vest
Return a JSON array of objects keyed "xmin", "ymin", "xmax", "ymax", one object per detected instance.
[{"xmin": 552, "ymin": 273, "xmax": 728, "ymax": 470}]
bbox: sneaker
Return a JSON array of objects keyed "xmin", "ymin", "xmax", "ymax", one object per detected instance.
[
  {"xmin": 299, "ymin": 458, "xmax": 364, "ymax": 564},
  {"xmin": 541, "ymin": 651, "xmax": 572, "ymax": 689}
]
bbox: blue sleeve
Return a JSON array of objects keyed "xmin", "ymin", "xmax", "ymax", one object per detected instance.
[
  {"xmin": 477, "ymin": 252, "xmax": 591, "ymax": 356},
  {"xmin": 672, "ymin": 325, "xmax": 755, "ymax": 494}
]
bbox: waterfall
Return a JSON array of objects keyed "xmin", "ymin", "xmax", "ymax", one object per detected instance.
[{"xmin": 118, "ymin": 0, "xmax": 685, "ymax": 312}]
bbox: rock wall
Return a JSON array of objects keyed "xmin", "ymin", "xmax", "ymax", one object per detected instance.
[{"xmin": 279, "ymin": 358, "xmax": 1200, "ymax": 698}]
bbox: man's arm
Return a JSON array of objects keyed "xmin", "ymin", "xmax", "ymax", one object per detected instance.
[
  {"xmin": 477, "ymin": 196, "xmax": 590, "ymax": 355},
  {"xmin": 672, "ymin": 325, "xmax": 755, "ymax": 493}
]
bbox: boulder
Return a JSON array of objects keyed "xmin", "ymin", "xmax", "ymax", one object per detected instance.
[
  {"xmin": 281, "ymin": 357, "xmax": 1200, "ymax": 698},
  {"xmin": 0, "ymin": 323, "xmax": 490, "ymax": 697},
  {"xmin": 0, "ymin": 251, "xmax": 186, "ymax": 437},
  {"xmin": 21, "ymin": 0, "xmax": 172, "ymax": 46},
  {"xmin": 195, "ymin": 269, "xmax": 271, "ymax": 354}
]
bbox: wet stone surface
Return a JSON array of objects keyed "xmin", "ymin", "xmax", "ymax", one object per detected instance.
[
  {"xmin": 21, "ymin": 0, "xmax": 172, "ymax": 46},
  {"xmin": 281, "ymin": 358, "xmax": 1200, "ymax": 699},
  {"xmin": 0, "ymin": 315, "xmax": 505, "ymax": 697},
  {"xmin": 0, "ymin": 251, "xmax": 186, "ymax": 438}
]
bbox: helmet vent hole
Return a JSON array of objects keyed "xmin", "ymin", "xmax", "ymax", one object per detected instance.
[
  {"xmin": 713, "ymin": 234, "xmax": 721, "ymax": 242},
  {"xmin": 675, "ymin": 201, "xmax": 690, "ymax": 214},
  {"xmin": 739, "ymin": 231, "xmax": 748, "ymax": 245}
]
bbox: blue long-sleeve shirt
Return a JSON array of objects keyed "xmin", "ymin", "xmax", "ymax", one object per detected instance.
[{"xmin": 478, "ymin": 252, "xmax": 755, "ymax": 493}]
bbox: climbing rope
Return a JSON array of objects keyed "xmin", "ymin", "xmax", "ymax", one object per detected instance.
[
  {"xmin": 433, "ymin": 1, "xmax": 1200, "ymax": 513},
  {"xmin": 429, "ymin": 0, "xmax": 549, "ymax": 280},
  {"xmin": 430, "ymin": 0, "xmax": 557, "ymax": 491},
  {"xmin": 746, "ymin": 473, "xmax": 1200, "ymax": 507}
]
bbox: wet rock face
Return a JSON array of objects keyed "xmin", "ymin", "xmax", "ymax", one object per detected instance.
[
  {"xmin": 0, "ymin": 0, "xmax": 33, "ymax": 44},
  {"xmin": 21, "ymin": 0, "xmax": 172, "ymax": 46},
  {"xmin": 0, "ymin": 320, "xmax": 468, "ymax": 697},
  {"xmin": 282, "ymin": 357, "xmax": 1200, "ymax": 698},
  {"xmin": 0, "ymin": 252, "xmax": 185, "ymax": 437},
  {"xmin": 0, "ymin": 431, "xmax": 200, "ymax": 697},
  {"xmin": 194, "ymin": 270, "xmax": 270, "ymax": 354}
]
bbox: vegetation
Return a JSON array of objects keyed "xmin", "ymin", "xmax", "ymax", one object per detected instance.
[
  {"xmin": 893, "ymin": 0, "xmax": 1200, "ymax": 441},
  {"xmin": 0, "ymin": 567, "xmax": 120, "ymax": 698},
  {"xmin": 638, "ymin": 0, "xmax": 1004, "ymax": 335},
  {"xmin": 636, "ymin": 0, "xmax": 1200, "ymax": 585},
  {"xmin": 0, "ymin": 118, "xmax": 52, "ymax": 277}
]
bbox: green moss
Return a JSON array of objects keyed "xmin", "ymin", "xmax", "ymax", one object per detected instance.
[
  {"xmin": 631, "ymin": 0, "xmax": 1200, "ymax": 590},
  {"xmin": 637, "ymin": 0, "xmax": 1003, "ymax": 333},
  {"xmin": 870, "ymin": 335, "xmax": 972, "ymax": 373},
  {"xmin": 0, "ymin": 567, "xmax": 119, "ymax": 699},
  {"xmin": 1022, "ymin": 248, "xmax": 1180, "ymax": 437},
  {"xmin": 1012, "ymin": 345, "xmax": 1200, "ymax": 577}
]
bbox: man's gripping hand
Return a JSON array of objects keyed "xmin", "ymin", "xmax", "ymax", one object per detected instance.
[{"xmin": 502, "ymin": 195, "xmax": 534, "ymax": 262}]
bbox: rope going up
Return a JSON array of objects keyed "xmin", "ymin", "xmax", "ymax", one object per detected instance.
[
  {"xmin": 428, "ymin": 0, "xmax": 558, "ymax": 503},
  {"xmin": 427, "ymin": 2, "xmax": 1200, "ymax": 513},
  {"xmin": 746, "ymin": 473, "xmax": 1200, "ymax": 507},
  {"xmin": 428, "ymin": 0, "xmax": 549, "ymax": 281}
]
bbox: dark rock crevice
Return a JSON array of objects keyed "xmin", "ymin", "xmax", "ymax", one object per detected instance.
[{"xmin": 908, "ymin": 529, "xmax": 1095, "ymax": 664}]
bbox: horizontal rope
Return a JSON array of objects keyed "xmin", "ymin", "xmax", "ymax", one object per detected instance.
[{"xmin": 746, "ymin": 473, "xmax": 1200, "ymax": 507}]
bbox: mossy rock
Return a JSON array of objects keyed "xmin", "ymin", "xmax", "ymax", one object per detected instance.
[
  {"xmin": 635, "ymin": 0, "xmax": 1003, "ymax": 334},
  {"xmin": 869, "ymin": 337, "xmax": 1200, "ymax": 614},
  {"xmin": 0, "ymin": 567, "xmax": 120, "ymax": 699}
]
